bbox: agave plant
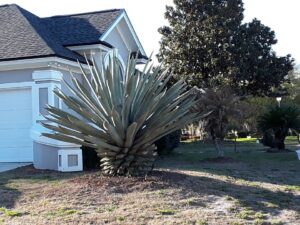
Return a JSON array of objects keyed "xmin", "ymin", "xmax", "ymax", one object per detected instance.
[{"xmin": 42, "ymin": 50, "xmax": 205, "ymax": 176}]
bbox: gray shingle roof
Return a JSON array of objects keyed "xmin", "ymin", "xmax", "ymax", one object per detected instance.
[
  {"xmin": 43, "ymin": 9, "xmax": 122, "ymax": 46},
  {"xmin": 0, "ymin": 4, "xmax": 122, "ymax": 62}
]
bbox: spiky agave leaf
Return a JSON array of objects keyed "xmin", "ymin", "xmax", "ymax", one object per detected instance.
[{"xmin": 42, "ymin": 50, "xmax": 206, "ymax": 176}]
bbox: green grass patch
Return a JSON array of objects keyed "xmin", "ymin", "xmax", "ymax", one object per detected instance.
[
  {"xmin": 95, "ymin": 207, "xmax": 104, "ymax": 213},
  {"xmin": 236, "ymin": 209, "xmax": 268, "ymax": 221},
  {"xmin": 4, "ymin": 210, "xmax": 23, "ymax": 217},
  {"xmin": 283, "ymin": 185, "xmax": 300, "ymax": 192},
  {"xmin": 257, "ymin": 201, "xmax": 279, "ymax": 209},
  {"xmin": 165, "ymin": 138, "xmax": 300, "ymax": 168},
  {"xmin": 236, "ymin": 209, "xmax": 255, "ymax": 220},
  {"xmin": 0, "ymin": 208, "xmax": 23, "ymax": 217},
  {"xmin": 235, "ymin": 138, "xmax": 257, "ymax": 143},
  {"xmin": 106, "ymin": 204, "xmax": 118, "ymax": 212},
  {"xmin": 196, "ymin": 220, "xmax": 207, "ymax": 225},
  {"xmin": 116, "ymin": 216, "xmax": 125, "ymax": 222},
  {"xmin": 254, "ymin": 212, "xmax": 267, "ymax": 220},
  {"xmin": 46, "ymin": 208, "xmax": 78, "ymax": 217},
  {"xmin": 157, "ymin": 208, "xmax": 176, "ymax": 215}
]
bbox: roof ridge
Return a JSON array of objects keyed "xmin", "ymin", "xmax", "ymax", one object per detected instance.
[
  {"xmin": 13, "ymin": 5, "xmax": 86, "ymax": 62},
  {"xmin": 0, "ymin": 3, "xmax": 18, "ymax": 8},
  {"xmin": 43, "ymin": 8, "xmax": 124, "ymax": 19},
  {"xmin": 12, "ymin": 5, "xmax": 55, "ymax": 54},
  {"xmin": 0, "ymin": 4, "xmax": 122, "ymax": 63}
]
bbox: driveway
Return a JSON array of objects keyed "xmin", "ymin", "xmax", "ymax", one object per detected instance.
[{"xmin": 0, "ymin": 163, "xmax": 32, "ymax": 173}]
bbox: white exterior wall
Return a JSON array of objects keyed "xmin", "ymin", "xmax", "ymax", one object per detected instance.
[
  {"xmin": 0, "ymin": 68, "xmax": 35, "ymax": 83},
  {"xmin": 30, "ymin": 68, "xmax": 83, "ymax": 171},
  {"xmin": 105, "ymin": 29, "xmax": 129, "ymax": 65}
]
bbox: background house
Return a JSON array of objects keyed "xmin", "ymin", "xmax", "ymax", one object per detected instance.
[{"xmin": 0, "ymin": 4, "xmax": 146, "ymax": 171}]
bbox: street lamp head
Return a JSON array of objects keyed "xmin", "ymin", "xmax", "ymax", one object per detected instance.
[
  {"xmin": 276, "ymin": 97, "xmax": 282, "ymax": 107},
  {"xmin": 276, "ymin": 97, "xmax": 282, "ymax": 103}
]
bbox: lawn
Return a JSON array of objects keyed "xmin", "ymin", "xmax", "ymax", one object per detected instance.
[{"xmin": 0, "ymin": 138, "xmax": 299, "ymax": 225}]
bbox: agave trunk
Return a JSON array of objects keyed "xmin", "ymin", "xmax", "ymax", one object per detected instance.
[{"xmin": 42, "ymin": 50, "xmax": 206, "ymax": 176}]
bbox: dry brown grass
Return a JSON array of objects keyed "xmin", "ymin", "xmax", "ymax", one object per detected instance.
[{"xmin": 0, "ymin": 141, "xmax": 299, "ymax": 225}]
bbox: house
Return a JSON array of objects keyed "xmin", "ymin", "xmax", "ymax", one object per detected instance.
[{"xmin": 0, "ymin": 4, "xmax": 147, "ymax": 171}]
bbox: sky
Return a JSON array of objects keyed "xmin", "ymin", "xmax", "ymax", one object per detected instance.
[{"xmin": 0, "ymin": 0, "xmax": 299, "ymax": 64}]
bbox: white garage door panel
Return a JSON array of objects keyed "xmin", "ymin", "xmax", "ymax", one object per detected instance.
[{"xmin": 0, "ymin": 88, "xmax": 33, "ymax": 162}]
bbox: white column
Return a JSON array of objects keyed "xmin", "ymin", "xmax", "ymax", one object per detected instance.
[{"xmin": 30, "ymin": 70, "xmax": 83, "ymax": 172}]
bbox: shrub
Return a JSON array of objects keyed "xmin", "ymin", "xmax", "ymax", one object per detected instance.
[
  {"xmin": 155, "ymin": 130, "xmax": 181, "ymax": 155},
  {"xmin": 81, "ymin": 146, "xmax": 100, "ymax": 170},
  {"xmin": 258, "ymin": 104, "xmax": 300, "ymax": 150},
  {"xmin": 237, "ymin": 131, "xmax": 249, "ymax": 138}
]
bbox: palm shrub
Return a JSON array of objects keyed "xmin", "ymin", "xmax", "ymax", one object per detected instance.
[
  {"xmin": 261, "ymin": 130, "xmax": 275, "ymax": 148},
  {"xmin": 257, "ymin": 104, "xmax": 300, "ymax": 151},
  {"xmin": 42, "ymin": 50, "xmax": 205, "ymax": 176}
]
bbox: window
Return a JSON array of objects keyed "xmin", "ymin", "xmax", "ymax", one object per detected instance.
[
  {"xmin": 39, "ymin": 87, "xmax": 48, "ymax": 116},
  {"xmin": 54, "ymin": 95, "xmax": 60, "ymax": 108},
  {"xmin": 68, "ymin": 155, "xmax": 78, "ymax": 167},
  {"xmin": 32, "ymin": 70, "xmax": 63, "ymax": 122}
]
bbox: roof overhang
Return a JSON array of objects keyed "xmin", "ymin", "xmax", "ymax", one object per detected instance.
[
  {"xmin": 100, "ymin": 10, "xmax": 147, "ymax": 57},
  {"xmin": 0, "ymin": 56, "xmax": 89, "ymax": 73},
  {"xmin": 67, "ymin": 42, "xmax": 112, "ymax": 52}
]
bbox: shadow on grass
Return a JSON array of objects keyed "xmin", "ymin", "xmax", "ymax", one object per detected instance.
[
  {"xmin": 0, "ymin": 176, "xmax": 21, "ymax": 209},
  {"xmin": 0, "ymin": 166, "xmax": 83, "ymax": 208},
  {"xmin": 145, "ymin": 170, "xmax": 300, "ymax": 217},
  {"xmin": 158, "ymin": 141, "xmax": 300, "ymax": 187},
  {"xmin": 49, "ymin": 168, "xmax": 299, "ymax": 217}
]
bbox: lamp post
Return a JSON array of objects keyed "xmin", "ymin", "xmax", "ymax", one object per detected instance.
[{"xmin": 276, "ymin": 97, "xmax": 282, "ymax": 107}]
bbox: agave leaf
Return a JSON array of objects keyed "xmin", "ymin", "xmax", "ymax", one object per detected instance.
[
  {"xmin": 124, "ymin": 122, "xmax": 138, "ymax": 148},
  {"xmin": 42, "ymin": 132, "xmax": 96, "ymax": 148}
]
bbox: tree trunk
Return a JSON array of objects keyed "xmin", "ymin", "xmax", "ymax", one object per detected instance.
[
  {"xmin": 274, "ymin": 131, "xmax": 287, "ymax": 151},
  {"xmin": 234, "ymin": 137, "xmax": 238, "ymax": 152},
  {"xmin": 214, "ymin": 138, "xmax": 224, "ymax": 157},
  {"xmin": 274, "ymin": 137, "xmax": 285, "ymax": 151}
]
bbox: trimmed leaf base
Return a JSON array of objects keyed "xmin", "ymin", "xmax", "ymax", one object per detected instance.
[{"xmin": 96, "ymin": 145, "xmax": 157, "ymax": 176}]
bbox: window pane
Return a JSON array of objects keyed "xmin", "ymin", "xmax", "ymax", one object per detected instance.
[
  {"xmin": 39, "ymin": 88, "xmax": 48, "ymax": 116},
  {"xmin": 54, "ymin": 95, "xmax": 59, "ymax": 108}
]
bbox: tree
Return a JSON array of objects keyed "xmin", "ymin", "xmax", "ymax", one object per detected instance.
[
  {"xmin": 257, "ymin": 104, "xmax": 300, "ymax": 151},
  {"xmin": 195, "ymin": 86, "xmax": 248, "ymax": 157},
  {"xmin": 158, "ymin": 0, "xmax": 293, "ymax": 96},
  {"xmin": 232, "ymin": 19, "xmax": 294, "ymax": 96},
  {"xmin": 42, "ymin": 50, "xmax": 206, "ymax": 176},
  {"xmin": 282, "ymin": 65, "xmax": 300, "ymax": 104}
]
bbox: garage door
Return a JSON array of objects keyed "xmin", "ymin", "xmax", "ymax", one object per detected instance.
[{"xmin": 0, "ymin": 88, "xmax": 33, "ymax": 162}]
